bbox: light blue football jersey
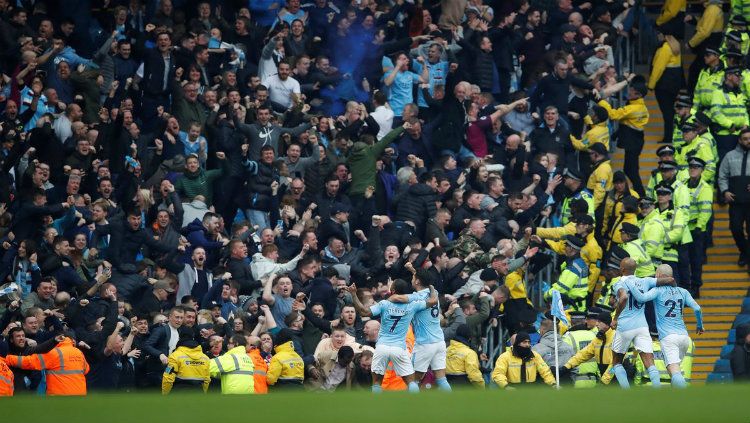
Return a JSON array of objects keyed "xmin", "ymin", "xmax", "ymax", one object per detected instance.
[
  {"xmin": 612, "ymin": 275, "xmax": 657, "ymax": 332},
  {"xmin": 370, "ymin": 299, "xmax": 427, "ymax": 348},
  {"xmin": 631, "ymin": 286, "xmax": 702, "ymax": 339},
  {"xmin": 408, "ymin": 289, "xmax": 444, "ymax": 345}
]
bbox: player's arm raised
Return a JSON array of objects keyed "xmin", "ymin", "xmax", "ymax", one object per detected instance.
[
  {"xmin": 347, "ymin": 284, "xmax": 372, "ymax": 317},
  {"xmin": 425, "ymin": 285, "xmax": 439, "ymax": 308}
]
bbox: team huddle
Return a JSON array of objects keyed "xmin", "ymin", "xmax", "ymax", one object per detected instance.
[{"xmin": 347, "ymin": 256, "xmax": 703, "ymax": 391}]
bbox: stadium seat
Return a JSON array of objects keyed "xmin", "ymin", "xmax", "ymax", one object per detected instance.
[
  {"xmin": 706, "ymin": 373, "xmax": 733, "ymax": 384},
  {"xmin": 714, "ymin": 359, "xmax": 731, "ymax": 373},
  {"xmin": 720, "ymin": 344, "xmax": 734, "ymax": 359},
  {"xmin": 742, "ymin": 297, "xmax": 750, "ymax": 313},
  {"xmin": 732, "ymin": 313, "xmax": 750, "ymax": 328},
  {"xmin": 727, "ymin": 329, "xmax": 736, "ymax": 344}
]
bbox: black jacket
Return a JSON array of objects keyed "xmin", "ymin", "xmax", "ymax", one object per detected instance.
[
  {"xmin": 141, "ymin": 48, "xmax": 175, "ymax": 97},
  {"xmin": 731, "ymin": 323, "xmax": 750, "ymax": 381},
  {"xmin": 393, "ymin": 183, "xmax": 437, "ymax": 236}
]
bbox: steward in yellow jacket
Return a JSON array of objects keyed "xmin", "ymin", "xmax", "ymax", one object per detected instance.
[
  {"xmin": 570, "ymin": 107, "xmax": 610, "ymax": 152},
  {"xmin": 267, "ymin": 329, "xmax": 304, "ymax": 388},
  {"xmin": 538, "ymin": 215, "xmax": 602, "ymax": 294},
  {"xmin": 162, "ymin": 329, "xmax": 211, "ymax": 394},
  {"xmin": 648, "ymin": 34, "xmax": 683, "ymax": 143},
  {"xmin": 586, "ymin": 143, "xmax": 613, "ymax": 210},
  {"xmin": 561, "ymin": 312, "xmax": 615, "ymax": 385},
  {"xmin": 688, "ymin": 0, "xmax": 724, "ymax": 52},
  {"xmin": 209, "ymin": 335, "xmax": 255, "ymax": 394},
  {"xmin": 604, "ymin": 196, "xmax": 639, "ymax": 250},
  {"xmin": 491, "ymin": 332, "xmax": 555, "ymax": 388},
  {"xmin": 445, "ymin": 325, "xmax": 485, "ymax": 388},
  {"xmin": 601, "ymin": 172, "xmax": 640, "ymax": 241}
]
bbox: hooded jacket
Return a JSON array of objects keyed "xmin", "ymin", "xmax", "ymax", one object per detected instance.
[
  {"xmin": 174, "ymin": 162, "xmax": 227, "ymax": 206},
  {"xmin": 348, "ymin": 127, "xmax": 404, "ymax": 196},
  {"xmin": 250, "ymin": 252, "xmax": 303, "ymax": 281},
  {"xmin": 393, "ymin": 183, "xmax": 438, "ymax": 235},
  {"xmin": 267, "ymin": 341, "xmax": 304, "ymax": 385},
  {"xmin": 731, "ymin": 323, "xmax": 750, "ymax": 380}
]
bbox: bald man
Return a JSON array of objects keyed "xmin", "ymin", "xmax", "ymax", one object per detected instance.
[{"xmin": 609, "ymin": 258, "xmax": 675, "ymax": 388}]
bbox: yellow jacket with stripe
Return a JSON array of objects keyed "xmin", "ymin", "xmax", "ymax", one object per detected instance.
[
  {"xmin": 732, "ymin": 0, "xmax": 750, "ymax": 23},
  {"xmin": 688, "ymin": 3, "xmax": 724, "ymax": 48},
  {"xmin": 267, "ymin": 341, "xmax": 304, "ymax": 385},
  {"xmin": 598, "ymin": 98, "xmax": 648, "ymax": 131},
  {"xmin": 640, "ymin": 208, "xmax": 667, "ymax": 260},
  {"xmin": 209, "ymin": 346, "xmax": 255, "ymax": 394},
  {"xmin": 692, "ymin": 64, "xmax": 725, "ymax": 113},
  {"xmin": 675, "ymin": 132, "xmax": 717, "ymax": 183},
  {"xmin": 710, "ymin": 87, "xmax": 749, "ymax": 135},
  {"xmin": 547, "ymin": 232, "xmax": 602, "ymax": 293},
  {"xmin": 634, "ymin": 339, "xmax": 694, "ymax": 385},
  {"xmin": 162, "ymin": 345, "xmax": 211, "ymax": 394},
  {"xmin": 587, "ymin": 159, "xmax": 613, "ymax": 209},
  {"xmin": 446, "ymin": 340, "xmax": 485, "ymax": 388},
  {"xmin": 571, "ymin": 119, "xmax": 610, "ymax": 151},
  {"xmin": 648, "ymin": 37, "xmax": 682, "ymax": 90},
  {"xmin": 491, "ymin": 348, "xmax": 555, "ymax": 388},
  {"xmin": 563, "ymin": 328, "xmax": 615, "ymax": 385},
  {"xmin": 687, "ymin": 178, "xmax": 714, "ymax": 231}
]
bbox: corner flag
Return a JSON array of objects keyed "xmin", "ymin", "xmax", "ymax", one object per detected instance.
[{"xmin": 550, "ymin": 289, "xmax": 569, "ymax": 327}]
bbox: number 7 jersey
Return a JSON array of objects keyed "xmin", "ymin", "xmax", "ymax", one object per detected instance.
[{"xmin": 370, "ymin": 299, "xmax": 427, "ymax": 349}]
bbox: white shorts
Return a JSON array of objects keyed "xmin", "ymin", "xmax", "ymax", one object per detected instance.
[
  {"xmin": 612, "ymin": 327, "xmax": 653, "ymax": 354},
  {"xmin": 661, "ymin": 334, "xmax": 691, "ymax": 365},
  {"xmin": 413, "ymin": 342, "xmax": 447, "ymax": 373},
  {"xmin": 372, "ymin": 344, "xmax": 413, "ymax": 377}
]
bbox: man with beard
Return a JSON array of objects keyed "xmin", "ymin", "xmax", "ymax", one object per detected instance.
[{"xmin": 491, "ymin": 331, "xmax": 555, "ymax": 388}]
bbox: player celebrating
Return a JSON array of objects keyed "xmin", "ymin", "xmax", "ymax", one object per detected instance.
[
  {"xmin": 348, "ymin": 279, "xmax": 438, "ymax": 393},
  {"xmin": 389, "ymin": 262, "xmax": 451, "ymax": 391},
  {"xmin": 610, "ymin": 258, "xmax": 676, "ymax": 388},
  {"xmin": 628, "ymin": 264, "xmax": 704, "ymax": 387}
]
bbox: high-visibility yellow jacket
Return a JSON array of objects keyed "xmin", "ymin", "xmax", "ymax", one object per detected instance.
[
  {"xmin": 547, "ymin": 232, "xmax": 602, "ymax": 293},
  {"xmin": 267, "ymin": 341, "xmax": 304, "ymax": 385},
  {"xmin": 622, "ymin": 240, "xmax": 656, "ymax": 277},
  {"xmin": 562, "ymin": 328, "xmax": 598, "ymax": 387},
  {"xmin": 688, "ymin": 3, "xmax": 724, "ymax": 48},
  {"xmin": 537, "ymin": 221, "xmax": 575, "ymax": 239},
  {"xmin": 560, "ymin": 189, "xmax": 595, "ymax": 226},
  {"xmin": 491, "ymin": 348, "xmax": 555, "ymax": 388},
  {"xmin": 601, "ymin": 188, "xmax": 639, "ymax": 240},
  {"xmin": 687, "ymin": 178, "xmax": 714, "ymax": 231},
  {"xmin": 732, "ymin": 0, "xmax": 750, "ymax": 22},
  {"xmin": 596, "ymin": 276, "xmax": 619, "ymax": 308},
  {"xmin": 504, "ymin": 268, "xmax": 531, "ymax": 305},
  {"xmin": 564, "ymin": 328, "xmax": 615, "ymax": 385},
  {"xmin": 692, "ymin": 64, "xmax": 725, "ymax": 113},
  {"xmin": 648, "ymin": 38, "xmax": 682, "ymax": 90},
  {"xmin": 639, "ymin": 209, "xmax": 667, "ymax": 261},
  {"xmin": 162, "ymin": 345, "xmax": 210, "ymax": 394},
  {"xmin": 546, "ymin": 257, "xmax": 589, "ymax": 312},
  {"xmin": 587, "ymin": 159, "xmax": 613, "ymax": 209},
  {"xmin": 676, "ymin": 133, "xmax": 717, "ymax": 183},
  {"xmin": 209, "ymin": 346, "xmax": 255, "ymax": 394},
  {"xmin": 656, "ymin": 0, "xmax": 685, "ymax": 25},
  {"xmin": 598, "ymin": 98, "xmax": 648, "ymax": 131},
  {"xmin": 571, "ymin": 120, "xmax": 610, "ymax": 151},
  {"xmin": 606, "ymin": 212, "xmax": 639, "ymax": 250},
  {"xmin": 658, "ymin": 203, "xmax": 690, "ymax": 262},
  {"xmin": 446, "ymin": 340, "xmax": 485, "ymax": 388},
  {"xmin": 710, "ymin": 87, "xmax": 749, "ymax": 135}
]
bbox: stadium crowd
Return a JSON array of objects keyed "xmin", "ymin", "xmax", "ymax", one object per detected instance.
[{"xmin": 0, "ymin": 0, "xmax": 749, "ymax": 395}]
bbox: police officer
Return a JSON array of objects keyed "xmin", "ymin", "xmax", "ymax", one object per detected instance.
[
  {"xmin": 691, "ymin": 48, "xmax": 724, "ymax": 115},
  {"xmin": 162, "ymin": 327, "xmax": 211, "ymax": 394},
  {"xmin": 633, "ymin": 336, "xmax": 695, "ymax": 386},
  {"xmin": 656, "ymin": 160, "xmax": 693, "ymax": 286},
  {"xmin": 618, "ymin": 222, "xmax": 656, "ymax": 277},
  {"xmin": 559, "ymin": 168, "xmax": 595, "ymax": 226},
  {"xmin": 598, "ymin": 75, "xmax": 649, "ymax": 196},
  {"xmin": 655, "ymin": 183, "xmax": 692, "ymax": 291},
  {"xmin": 671, "ymin": 93, "xmax": 693, "ymax": 151},
  {"xmin": 559, "ymin": 311, "xmax": 615, "ymax": 387},
  {"xmin": 676, "ymin": 120, "xmax": 717, "ymax": 184},
  {"xmin": 546, "ymin": 235, "xmax": 589, "ymax": 312},
  {"xmin": 724, "ymin": 49, "xmax": 750, "ymax": 102},
  {"xmin": 685, "ymin": 157, "xmax": 713, "ymax": 297},
  {"xmin": 646, "ymin": 145, "xmax": 679, "ymax": 198},
  {"xmin": 710, "ymin": 66, "xmax": 749, "ymax": 161},
  {"xmin": 721, "ymin": 16, "xmax": 750, "ymax": 56},
  {"xmin": 638, "ymin": 197, "xmax": 667, "ymax": 265}
]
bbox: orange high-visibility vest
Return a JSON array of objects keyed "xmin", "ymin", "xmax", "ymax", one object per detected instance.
[
  {"xmin": 248, "ymin": 349, "xmax": 268, "ymax": 394},
  {"xmin": 0, "ymin": 357, "xmax": 14, "ymax": 396},
  {"xmin": 6, "ymin": 337, "xmax": 89, "ymax": 396}
]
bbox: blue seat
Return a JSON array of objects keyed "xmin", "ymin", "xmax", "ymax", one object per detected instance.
[
  {"xmin": 733, "ymin": 313, "xmax": 750, "ymax": 328},
  {"xmin": 714, "ymin": 359, "xmax": 731, "ymax": 373},
  {"xmin": 720, "ymin": 344, "xmax": 734, "ymax": 359},
  {"xmin": 742, "ymin": 297, "xmax": 750, "ymax": 313},
  {"xmin": 728, "ymin": 329, "xmax": 736, "ymax": 344},
  {"xmin": 706, "ymin": 373, "xmax": 734, "ymax": 384}
]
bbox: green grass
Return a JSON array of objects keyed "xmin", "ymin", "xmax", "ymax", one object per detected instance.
[{"xmin": 3, "ymin": 385, "xmax": 747, "ymax": 422}]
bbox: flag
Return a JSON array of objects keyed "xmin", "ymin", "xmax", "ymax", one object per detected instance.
[
  {"xmin": 550, "ymin": 289, "xmax": 569, "ymax": 327},
  {"xmin": 0, "ymin": 283, "xmax": 18, "ymax": 296}
]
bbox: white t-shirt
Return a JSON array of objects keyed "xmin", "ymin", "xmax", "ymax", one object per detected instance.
[
  {"xmin": 262, "ymin": 74, "xmax": 301, "ymax": 109},
  {"xmin": 168, "ymin": 325, "xmax": 179, "ymax": 354},
  {"xmin": 371, "ymin": 105, "xmax": 394, "ymax": 140}
]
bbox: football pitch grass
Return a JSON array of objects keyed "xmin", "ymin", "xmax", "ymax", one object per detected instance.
[{"xmin": 4, "ymin": 384, "xmax": 748, "ymax": 423}]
